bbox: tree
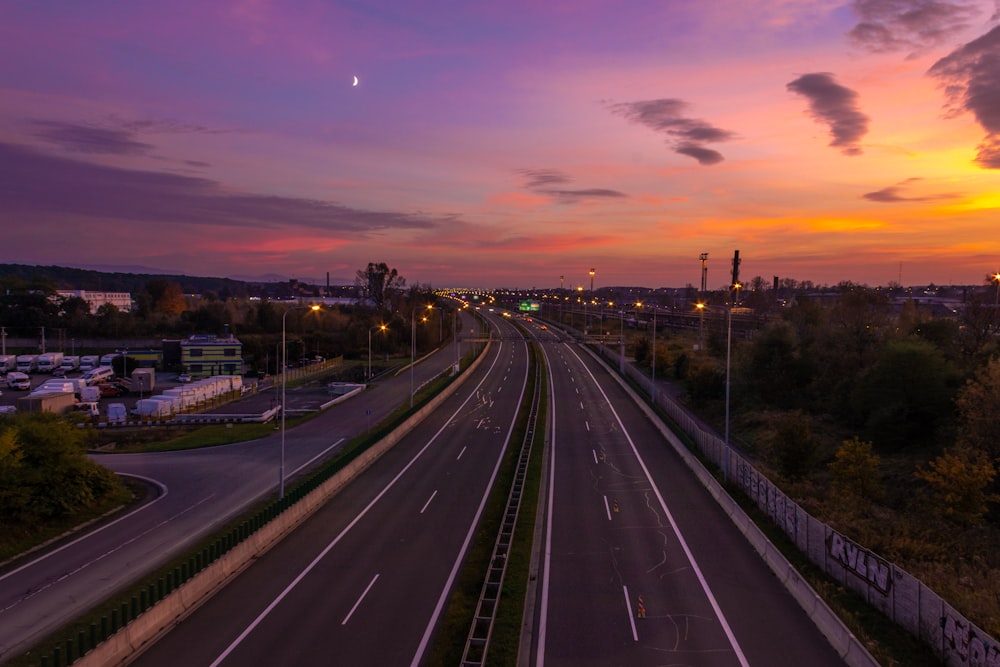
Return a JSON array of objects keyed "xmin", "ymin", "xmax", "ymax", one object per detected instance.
[
  {"xmin": 829, "ymin": 436, "xmax": 882, "ymax": 501},
  {"xmin": 145, "ymin": 279, "xmax": 186, "ymax": 315},
  {"xmin": 850, "ymin": 339, "xmax": 957, "ymax": 450},
  {"xmin": 954, "ymin": 356, "xmax": 1000, "ymax": 457},
  {"xmin": 0, "ymin": 414, "xmax": 124, "ymax": 523},
  {"xmin": 355, "ymin": 262, "xmax": 405, "ymax": 312},
  {"xmin": 767, "ymin": 411, "xmax": 816, "ymax": 481},
  {"xmin": 742, "ymin": 320, "xmax": 810, "ymax": 408},
  {"xmin": 915, "ymin": 444, "xmax": 998, "ymax": 526}
]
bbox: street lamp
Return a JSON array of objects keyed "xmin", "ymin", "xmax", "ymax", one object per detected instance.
[
  {"xmin": 368, "ymin": 324, "xmax": 387, "ymax": 382},
  {"xmin": 696, "ymin": 301, "xmax": 706, "ymax": 352},
  {"xmin": 650, "ymin": 305, "xmax": 657, "ymax": 401},
  {"xmin": 280, "ymin": 303, "xmax": 320, "ymax": 500},
  {"xmin": 411, "ymin": 305, "xmax": 432, "ymax": 408}
]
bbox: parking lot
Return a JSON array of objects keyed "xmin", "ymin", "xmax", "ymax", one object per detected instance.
[
  {"xmin": 0, "ymin": 371, "xmax": 215, "ymax": 418},
  {"xmin": 0, "ymin": 370, "xmax": 344, "ymax": 420}
]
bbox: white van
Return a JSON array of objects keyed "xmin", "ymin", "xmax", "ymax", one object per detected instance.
[
  {"xmin": 6, "ymin": 372, "xmax": 31, "ymax": 390},
  {"xmin": 106, "ymin": 402, "xmax": 127, "ymax": 424},
  {"xmin": 82, "ymin": 366, "xmax": 115, "ymax": 386},
  {"xmin": 79, "ymin": 355, "xmax": 99, "ymax": 372}
]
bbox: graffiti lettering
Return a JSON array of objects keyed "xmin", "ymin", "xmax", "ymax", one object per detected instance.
[
  {"xmin": 943, "ymin": 613, "xmax": 1000, "ymax": 667},
  {"xmin": 827, "ymin": 530, "xmax": 891, "ymax": 594}
]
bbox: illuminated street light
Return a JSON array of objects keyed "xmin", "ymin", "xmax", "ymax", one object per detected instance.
[
  {"xmin": 281, "ymin": 303, "xmax": 321, "ymax": 500},
  {"xmin": 368, "ymin": 324, "xmax": 387, "ymax": 382},
  {"xmin": 411, "ymin": 304, "xmax": 432, "ymax": 408},
  {"xmin": 696, "ymin": 301, "xmax": 706, "ymax": 352}
]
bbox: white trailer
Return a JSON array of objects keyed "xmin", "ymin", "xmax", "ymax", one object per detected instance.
[
  {"xmin": 149, "ymin": 394, "xmax": 182, "ymax": 413},
  {"xmin": 0, "ymin": 355, "xmax": 17, "ymax": 373},
  {"xmin": 37, "ymin": 352, "xmax": 64, "ymax": 373},
  {"xmin": 133, "ymin": 398, "xmax": 173, "ymax": 418},
  {"xmin": 162, "ymin": 387, "xmax": 197, "ymax": 410}
]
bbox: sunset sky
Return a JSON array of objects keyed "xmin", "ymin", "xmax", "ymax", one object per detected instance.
[{"xmin": 2, "ymin": 1, "xmax": 999, "ymax": 290}]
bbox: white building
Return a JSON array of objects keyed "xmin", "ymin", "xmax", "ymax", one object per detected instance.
[{"xmin": 57, "ymin": 290, "xmax": 133, "ymax": 313}]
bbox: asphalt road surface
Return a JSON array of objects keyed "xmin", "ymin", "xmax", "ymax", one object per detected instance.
[
  {"xmin": 131, "ymin": 313, "xmax": 530, "ymax": 665},
  {"xmin": 528, "ymin": 338, "xmax": 848, "ymax": 666},
  {"xmin": 0, "ymin": 316, "xmax": 476, "ymax": 661}
]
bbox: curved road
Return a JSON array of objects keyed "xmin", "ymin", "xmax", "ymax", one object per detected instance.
[{"xmin": 0, "ymin": 316, "xmax": 475, "ymax": 661}]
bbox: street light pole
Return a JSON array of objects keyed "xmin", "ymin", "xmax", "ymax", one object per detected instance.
[
  {"xmin": 368, "ymin": 324, "xmax": 386, "ymax": 382},
  {"xmin": 651, "ymin": 306, "xmax": 657, "ymax": 402},
  {"xmin": 281, "ymin": 303, "xmax": 320, "ymax": 500},
  {"xmin": 410, "ymin": 305, "xmax": 431, "ymax": 408}
]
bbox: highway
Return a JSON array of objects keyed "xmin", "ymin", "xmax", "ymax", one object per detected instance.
[
  {"xmin": 130, "ymin": 313, "xmax": 530, "ymax": 665},
  {"xmin": 0, "ymin": 317, "xmax": 474, "ymax": 661},
  {"xmin": 530, "ymin": 334, "xmax": 848, "ymax": 665},
  {"xmin": 3, "ymin": 309, "xmax": 861, "ymax": 665}
]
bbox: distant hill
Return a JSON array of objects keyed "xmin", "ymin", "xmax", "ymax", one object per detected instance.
[
  {"xmin": 0, "ymin": 263, "xmax": 270, "ymax": 298},
  {"xmin": 0, "ymin": 263, "xmax": 361, "ymax": 300}
]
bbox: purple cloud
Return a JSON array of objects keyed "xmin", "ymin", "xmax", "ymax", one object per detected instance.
[
  {"xmin": 31, "ymin": 120, "xmax": 154, "ymax": 156},
  {"xmin": 518, "ymin": 168, "xmax": 626, "ymax": 203},
  {"xmin": 0, "ymin": 142, "xmax": 440, "ymax": 233},
  {"xmin": 787, "ymin": 73, "xmax": 870, "ymax": 156},
  {"xmin": 608, "ymin": 98, "xmax": 734, "ymax": 165},
  {"xmin": 928, "ymin": 24, "xmax": 1000, "ymax": 168},
  {"xmin": 862, "ymin": 177, "xmax": 962, "ymax": 201},
  {"xmin": 847, "ymin": 0, "xmax": 985, "ymax": 55}
]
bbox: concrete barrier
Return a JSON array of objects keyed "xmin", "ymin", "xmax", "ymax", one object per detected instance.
[{"xmin": 76, "ymin": 344, "xmax": 491, "ymax": 666}]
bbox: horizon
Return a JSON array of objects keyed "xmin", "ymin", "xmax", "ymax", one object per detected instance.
[
  {"xmin": 5, "ymin": 261, "xmax": 996, "ymax": 294},
  {"xmin": 1, "ymin": 3, "xmax": 999, "ymax": 287}
]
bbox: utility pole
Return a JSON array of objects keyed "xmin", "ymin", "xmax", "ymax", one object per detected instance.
[
  {"xmin": 699, "ymin": 252, "xmax": 708, "ymax": 351},
  {"xmin": 724, "ymin": 249, "xmax": 741, "ymax": 482}
]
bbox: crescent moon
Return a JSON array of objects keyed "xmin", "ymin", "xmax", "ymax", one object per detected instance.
[{"xmin": 352, "ymin": 75, "xmax": 359, "ymax": 87}]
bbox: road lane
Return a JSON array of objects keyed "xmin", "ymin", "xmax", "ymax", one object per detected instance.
[
  {"xmin": 0, "ymin": 319, "xmax": 472, "ymax": 661},
  {"xmin": 132, "ymin": 317, "xmax": 531, "ymax": 665},
  {"xmin": 534, "ymin": 341, "xmax": 848, "ymax": 666}
]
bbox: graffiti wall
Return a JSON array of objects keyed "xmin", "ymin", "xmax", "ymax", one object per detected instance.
[{"xmin": 606, "ymin": 348, "xmax": 1000, "ymax": 667}]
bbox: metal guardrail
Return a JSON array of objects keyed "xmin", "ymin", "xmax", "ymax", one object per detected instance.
[{"xmin": 460, "ymin": 361, "xmax": 541, "ymax": 666}]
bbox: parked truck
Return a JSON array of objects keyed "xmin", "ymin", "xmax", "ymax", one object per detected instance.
[
  {"xmin": 37, "ymin": 352, "xmax": 64, "ymax": 373},
  {"xmin": 16, "ymin": 355, "xmax": 38, "ymax": 373},
  {"xmin": 79, "ymin": 355, "xmax": 99, "ymax": 372},
  {"xmin": 0, "ymin": 355, "xmax": 17, "ymax": 373},
  {"xmin": 60, "ymin": 356, "xmax": 81, "ymax": 373},
  {"xmin": 17, "ymin": 391, "xmax": 75, "ymax": 414},
  {"xmin": 121, "ymin": 367, "xmax": 155, "ymax": 394}
]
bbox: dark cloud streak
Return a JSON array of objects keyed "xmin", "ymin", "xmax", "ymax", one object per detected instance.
[
  {"xmin": 0, "ymin": 142, "xmax": 439, "ymax": 233},
  {"xmin": 787, "ymin": 73, "xmax": 870, "ymax": 156},
  {"xmin": 31, "ymin": 121, "xmax": 154, "ymax": 156},
  {"xmin": 517, "ymin": 168, "xmax": 626, "ymax": 203},
  {"xmin": 607, "ymin": 98, "xmax": 734, "ymax": 165},
  {"xmin": 862, "ymin": 177, "xmax": 961, "ymax": 201}
]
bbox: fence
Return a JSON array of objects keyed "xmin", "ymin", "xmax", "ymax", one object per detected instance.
[{"xmin": 596, "ymin": 345, "xmax": 999, "ymax": 667}]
